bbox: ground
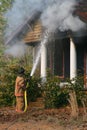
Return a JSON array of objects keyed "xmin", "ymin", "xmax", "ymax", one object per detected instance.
[{"xmin": 0, "ymin": 99, "xmax": 87, "ymax": 130}]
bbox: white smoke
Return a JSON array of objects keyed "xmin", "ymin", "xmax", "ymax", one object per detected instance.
[
  {"xmin": 5, "ymin": 41, "xmax": 27, "ymax": 58},
  {"xmin": 4, "ymin": 0, "xmax": 56, "ymax": 40},
  {"xmin": 4, "ymin": 0, "xmax": 44, "ymax": 39},
  {"xmin": 4, "ymin": 0, "xmax": 86, "ymax": 40},
  {"xmin": 41, "ymin": 0, "xmax": 86, "ymax": 32},
  {"xmin": 5, "ymin": 0, "xmax": 84, "ymax": 38},
  {"xmin": 4, "ymin": 0, "xmax": 86, "ymax": 59}
]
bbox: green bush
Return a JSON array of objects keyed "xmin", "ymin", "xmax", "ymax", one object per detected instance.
[
  {"xmin": 0, "ymin": 65, "xmax": 17, "ymax": 106},
  {"xmin": 66, "ymin": 76, "xmax": 87, "ymax": 106},
  {"xmin": 26, "ymin": 76, "xmax": 42, "ymax": 102},
  {"xmin": 42, "ymin": 75, "xmax": 87, "ymax": 109},
  {"xmin": 42, "ymin": 77, "xmax": 69, "ymax": 108}
]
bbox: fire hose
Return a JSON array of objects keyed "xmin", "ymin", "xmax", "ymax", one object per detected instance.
[
  {"xmin": 24, "ymin": 77, "xmax": 31, "ymax": 112},
  {"xmin": 24, "ymin": 90, "xmax": 27, "ymax": 112}
]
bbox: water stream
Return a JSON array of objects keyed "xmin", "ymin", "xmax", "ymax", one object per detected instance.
[{"xmin": 30, "ymin": 35, "xmax": 48, "ymax": 76}]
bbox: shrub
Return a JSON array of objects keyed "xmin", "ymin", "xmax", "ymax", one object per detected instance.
[
  {"xmin": 42, "ymin": 75, "xmax": 87, "ymax": 109},
  {"xmin": 42, "ymin": 77, "xmax": 69, "ymax": 108},
  {"xmin": 0, "ymin": 65, "xmax": 17, "ymax": 106},
  {"xmin": 26, "ymin": 76, "xmax": 42, "ymax": 102},
  {"xmin": 66, "ymin": 76, "xmax": 87, "ymax": 106}
]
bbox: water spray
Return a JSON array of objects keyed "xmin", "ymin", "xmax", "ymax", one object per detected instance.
[{"xmin": 30, "ymin": 31, "xmax": 49, "ymax": 78}]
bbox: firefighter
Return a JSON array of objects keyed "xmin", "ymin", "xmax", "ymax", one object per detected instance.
[{"xmin": 15, "ymin": 67, "xmax": 26, "ymax": 113}]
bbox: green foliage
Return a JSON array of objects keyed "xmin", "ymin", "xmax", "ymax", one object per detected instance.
[
  {"xmin": 25, "ymin": 74, "xmax": 42, "ymax": 102},
  {"xmin": 0, "ymin": 0, "xmax": 13, "ymax": 42},
  {"xmin": 0, "ymin": 66, "xmax": 87, "ymax": 109},
  {"xmin": 43, "ymin": 75, "xmax": 87, "ymax": 109},
  {"xmin": 43, "ymin": 77, "xmax": 69, "ymax": 108},
  {"xmin": 0, "ymin": 65, "xmax": 17, "ymax": 106},
  {"xmin": 0, "ymin": 0, "xmax": 13, "ymax": 13},
  {"xmin": 66, "ymin": 76, "xmax": 87, "ymax": 106}
]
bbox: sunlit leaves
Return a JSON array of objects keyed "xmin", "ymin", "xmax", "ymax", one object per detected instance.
[
  {"xmin": 0, "ymin": 0, "xmax": 13, "ymax": 48},
  {"xmin": 0, "ymin": 0, "xmax": 13, "ymax": 13}
]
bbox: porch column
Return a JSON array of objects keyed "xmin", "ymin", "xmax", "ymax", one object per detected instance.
[
  {"xmin": 70, "ymin": 38, "xmax": 77, "ymax": 80},
  {"xmin": 41, "ymin": 44, "xmax": 47, "ymax": 82}
]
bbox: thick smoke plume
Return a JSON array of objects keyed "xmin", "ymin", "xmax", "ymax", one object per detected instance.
[
  {"xmin": 4, "ymin": 0, "xmax": 86, "ymax": 41},
  {"xmin": 41, "ymin": 0, "xmax": 86, "ymax": 32},
  {"xmin": 4, "ymin": 0, "xmax": 44, "ymax": 40},
  {"xmin": 4, "ymin": 0, "xmax": 86, "ymax": 58}
]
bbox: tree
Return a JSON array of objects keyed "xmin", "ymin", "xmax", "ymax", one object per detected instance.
[{"xmin": 0, "ymin": 0, "xmax": 13, "ymax": 45}]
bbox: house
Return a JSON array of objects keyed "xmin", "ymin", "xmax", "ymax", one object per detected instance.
[
  {"xmin": 24, "ymin": 21, "xmax": 87, "ymax": 84},
  {"xmin": 6, "ymin": 0, "xmax": 87, "ymax": 85},
  {"xmin": 24, "ymin": 1, "xmax": 87, "ymax": 85}
]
